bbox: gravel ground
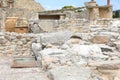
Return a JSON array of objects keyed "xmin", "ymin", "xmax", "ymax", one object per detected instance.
[{"xmin": 0, "ymin": 56, "xmax": 49, "ymax": 80}]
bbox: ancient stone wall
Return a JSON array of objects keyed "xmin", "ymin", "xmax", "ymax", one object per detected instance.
[
  {"xmin": 0, "ymin": 0, "xmax": 44, "ymax": 11},
  {"xmin": 29, "ymin": 19, "xmax": 90, "ymax": 33},
  {"xmin": 63, "ymin": 10, "xmax": 89, "ymax": 19},
  {"xmin": 14, "ymin": 0, "xmax": 44, "ymax": 11},
  {"xmin": 0, "ymin": 30, "xmax": 73, "ymax": 56},
  {"xmin": 30, "ymin": 18, "xmax": 120, "ymax": 33},
  {"xmin": 0, "ymin": 32, "xmax": 37, "ymax": 56},
  {"xmin": 4, "ymin": 8, "xmax": 39, "ymax": 19},
  {"xmin": 0, "ymin": 0, "xmax": 44, "ymax": 31},
  {"xmin": 34, "ymin": 9, "xmax": 89, "ymax": 33},
  {"xmin": 1, "ymin": 24, "xmax": 120, "ymax": 79}
]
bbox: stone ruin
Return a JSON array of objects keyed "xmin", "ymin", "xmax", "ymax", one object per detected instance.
[
  {"xmin": 28, "ymin": 0, "xmax": 113, "ymax": 33},
  {"xmin": 0, "ymin": 0, "xmax": 120, "ymax": 80},
  {"xmin": 0, "ymin": 0, "xmax": 44, "ymax": 32}
]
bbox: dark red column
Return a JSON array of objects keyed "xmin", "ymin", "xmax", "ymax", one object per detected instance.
[
  {"xmin": 107, "ymin": 0, "xmax": 110, "ymax": 5},
  {"xmin": 91, "ymin": 0, "xmax": 94, "ymax": 2}
]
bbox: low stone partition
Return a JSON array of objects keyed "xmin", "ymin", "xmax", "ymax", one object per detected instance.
[
  {"xmin": 93, "ymin": 18, "xmax": 120, "ymax": 28},
  {"xmin": 30, "ymin": 18, "xmax": 120, "ymax": 34},
  {"xmin": 0, "ymin": 32, "xmax": 37, "ymax": 56},
  {"xmin": 96, "ymin": 18, "xmax": 112, "ymax": 27},
  {"xmin": 29, "ymin": 19, "xmax": 90, "ymax": 33},
  {"xmin": 0, "ymin": 30, "xmax": 73, "ymax": 56}
]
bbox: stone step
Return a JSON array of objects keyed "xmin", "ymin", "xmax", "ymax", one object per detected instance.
[
  {"xmin": 11, "ymin": 56, "xmax": 37, "ymax": 68},
  {"xmin": 0, "ymin": 56, "xmax": 49, "ymax": 80}
]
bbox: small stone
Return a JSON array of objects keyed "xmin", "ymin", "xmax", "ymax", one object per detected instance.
[
  {"xmin": 0, "ymin": 37, "xmax": 7, "ymax": 44},
  {"xmin": 26, "ymin": 37, "xmax": 31, "ymax": 41},
  {"xmin": 21, "ymin": 38, "xmax": 27, "ymax": 44},
  {"xmin": 4, "ymin": 35, "xmax": 10, "ymax": 40},
  {"xmin": 17, "ymin": 41, "xmax": 23, "ymax": 45},
  {"xmin": 7, "ymin": 50, "xmax": 14, "ymax": 54},
  {"xmin": 71, "ymin": 45, "xmax": 102, "ymax": 57},
  {"xmin": 5, "ymin": 41, "xmax": 11, "ymax": 46},
  {"xmin": 16, "ymin": 35, "xmax": 22, "ymax": 39}
]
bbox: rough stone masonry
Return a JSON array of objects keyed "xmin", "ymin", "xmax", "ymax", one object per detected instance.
[
  {"xmin": 0, "ymin": 23, "xmax": 120, "ymax": 79},
  {"xmin": 0, "ymin": 0, "xmax": 120, "ymax": 80}
]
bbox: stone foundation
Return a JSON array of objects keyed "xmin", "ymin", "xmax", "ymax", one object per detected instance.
[
  {"xmin": 0, "ymin": 32, "xmax": 37, "ymax": 56},
  {"xmin": 0, "ymin": 25, "xmax": 120, "ymax": 79}
]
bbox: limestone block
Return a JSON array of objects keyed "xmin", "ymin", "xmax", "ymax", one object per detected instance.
[
  {"xmin": 71, "ymin": 38, "xmax": 81, "ymax": 44},
  {"xmin": 40, "ymin": 48, "xmax": 65, "ymax": 56},
  {"xmin": 91, "ymin": 35, "xmax": 110, "ymax": 44},
  {"xmin": 89, "ymin": 60, "xmax": 120, "ymax": 80},
  {"xmin": 37, "ymin": 30, "xmax": 73, "ymax": 44},
  {"xmin": 47, "ymin": 66, "xmax": 96, "ymax": 80},
  {"xmin": 40, "ymin": 49, "xmax": 67, "ymax": 69},
  {"xmin": 61, "ymin": 44, "xmax": 70, "ymax": 50},
  {"xmin": 45, "ymin": 44, "xmax": 59, "ymax": 49},
  {"xmin": 68, "ymin": 27, "xmax": 84, "ymax": 32},
  {"xmin": 89, "ymin": 60, "xmax": 120, "ymax": 70},
  {"xmin": 71, "ymin": 45, "xmax": 102, "ymax": 57},
  {"xmin": 73, "ymin": 32, "xmax": 94, "ymax": 41},
  {"xmin": 99, "ymin": 32, "xmax": 119, "ymax": 39},
  {"xmin": 31, "ymin": 43, "xmax": 42, "ymax": 56}
]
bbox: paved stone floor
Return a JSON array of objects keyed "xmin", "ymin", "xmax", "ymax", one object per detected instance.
[{"xmin": 0, "ymin": 56, "xmax": 49, "ymax": 80}]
